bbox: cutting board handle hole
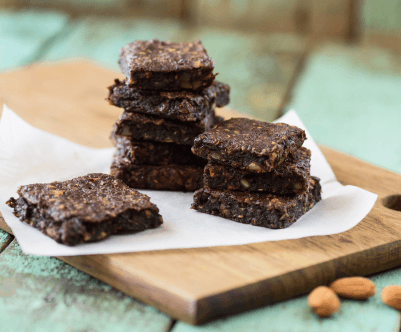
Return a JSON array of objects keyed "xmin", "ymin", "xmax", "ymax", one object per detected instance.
[{"xmin": 382, "ymin": 195, "xmax": 401, "ymax": 212}]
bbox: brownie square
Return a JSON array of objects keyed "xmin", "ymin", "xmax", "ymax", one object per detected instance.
[
  {"xmin": 107, "ymin": 79, "xmax": 230, "ymax": 122},
  {"xmin": 204, "ymin": 147, "xmax": 311, "ymax": 194},
  {"xmin": 192, "ymin": 176, "xmax": 321, "ymax": 229},
  {"xmin": 113, "ymin": 110, "xmax": 216, "ymax": 145},
  {"xmin": 111, "ymin": 134, "xmax": 205, "ymax": 165},
  {"xmin": 192, "ymin": 118, "xmax": 306, "ymax": 172},
  {"xmin": 111, "ymin": 161, "xmax": 204, "ymax": 192},
  {"xmin": 119, "ymin": 39, "xmax": 215, "ymax": 90},
  {"xmin": 6, "ymin": 173, "xmax": 163, "ymax": 246}
]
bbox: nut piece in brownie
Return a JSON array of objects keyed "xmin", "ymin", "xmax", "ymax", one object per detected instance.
[
  {"xmin": 192, "ymin": 118, "xmax": 306, "ymax": 172},
  {"xmin": 111, "ymin": 161, "xmax": 204, "ymax": 192},
  {"xmin": 108, "ymin": 80, "xmax": 230, "ymax": 122},
  {"xmin": 204, "ymin": 147, "xmax": 311, "ymax": 194},
  {"xmin": 192, "ymin": 176, "xmax": 321, "ymax": 229},
  {"xmin": 6, "ymin": 173, "xmax": 163, "ymax": 246},
  {"xmin": 113, "ymin": 110, "xmax": 216, "ymax": 145},
  {"xmin": 119, "ymin": 39, "xmax": 215, "ymax": 90},
  {"xmin": 111, "ymin": 134, "xmax": 205, "ymax": 165}
]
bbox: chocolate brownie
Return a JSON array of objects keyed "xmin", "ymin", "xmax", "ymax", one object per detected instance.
[
  {"xmin": 111, "ymin": 161, "xmax": 204, "ymax": 192},
  {"xmin": 111, "ymin": 134, "xmax": 205, "ymax": 165},
  {"xmin": 107, "ymin": 80, "xmax": 230, "ymax": 122},
  {"xmin": 113, "ymin": 109, "xmax": 216, "ymax": 145},
  {"xmin": 192, "ymin": 176, "xmax": 321, "ymax": 229},
  {"xmin": 119, "ymin": 39, "xmax": 215, "ymax": 90},
  {"xmin": 6, "ymin": 173, "xmax": 163, "ymax": 246},
  {"xmin": 213, "ymin": 81, "xmax": 230, "ymax": 108},
  {"xmin": 192, "ymin": 118, "xmax": 306, "ymax": 172},
  {"xmin": 204, "ymin": 147, "xmax": 311, "ymax": 194}
]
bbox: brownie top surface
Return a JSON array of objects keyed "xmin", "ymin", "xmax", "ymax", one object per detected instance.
[
  {"xmin": 194, "ymin": 118, "xmax": 306, "ymax": 156},
  {"xmin": 17, "ymin": 173, "xmax": 156, "ymax": 223},
  {"xmin": 119, "ymin": 39, "xmax": 214, "ymax": 73}
]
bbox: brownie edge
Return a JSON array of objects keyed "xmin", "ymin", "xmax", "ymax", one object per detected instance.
[
  {"xmin": 108, "ymin": 80, "xmax": 230, "ymax": 122},
  {"xmin": 192, "ymin": 176, "xmax": 321, "ymax": 229},
  {"xmin": 111, "ymin": 162, "xmax": 204, "ymax": 192},
  {"xmin": 204, "ymin": 147, "xmax": 311, "ymax": 194}
]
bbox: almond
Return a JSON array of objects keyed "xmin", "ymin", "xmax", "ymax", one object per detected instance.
[
  {"xmin": 330, "ymin": 277, "xmax": 376, "ymax": 299},
  {"xmin": 308, "ymin": 286, "xmax": 340, "ymax": 317},
  {"xmin": 381, "ymin": 285, "xmax": 401, "ymax": 310}
]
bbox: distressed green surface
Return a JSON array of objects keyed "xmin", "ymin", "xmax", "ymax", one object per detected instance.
[
  {"xmin": 0, "ymin": 240, "xmax": 172, "ymax": 332},
  {"xmin": 0, "ymin": 229, "xmax": 12, "ymax": 253},
  {"xmin": 173, "ymin": 271, "xmax": 401, "ymax": 332},
  {"xmin": 362, "ymin": 0, "xmax": 401, "ymax": 34},
  {"xmin": 43, "ymin": 16, "xmax": 183, "ymax": 71},
  {"xmin": 184, "ymin": 29, "xmax": 305, "ymax": 120},
  {"xmin": 287, "ymin": 43, "xmax": 401, "ymax": 174},
  {"xmin": 1, "ymin": 10, "xmax": 401, "ymax": 332},
  {"xmin": 0, "ymin": 10, "xmax": 68, "ymax": 71}
]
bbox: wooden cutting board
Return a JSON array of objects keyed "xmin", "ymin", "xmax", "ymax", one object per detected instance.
[{"xmin": 1, "ymin": 61, "xmax": 401, "ymax": 325}]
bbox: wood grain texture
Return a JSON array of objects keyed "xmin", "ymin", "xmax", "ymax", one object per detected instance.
[
  {"xmin": 0, "ymin": 239, "xmax": 172, "ymax": 332},
  {"xmin": 1, "ymin": 62, "xmax": 401, "ymax": 325},
  {"xmin": 173, "ymin": 269, "xmax": 401, "ymax": 332},
  {"xmin": 0, "ymin": 61, "xmax": 118, "ymax": 148}
]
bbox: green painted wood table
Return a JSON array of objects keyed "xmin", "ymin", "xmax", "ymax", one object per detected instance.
[{"xmin": 1, "ymin": 10, "xmax": 401, "ymax": 332}]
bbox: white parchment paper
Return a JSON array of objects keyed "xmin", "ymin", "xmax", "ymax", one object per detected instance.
[{"xmin": 0, "ymin": 105, "xmax": 377, "ymax": 256}]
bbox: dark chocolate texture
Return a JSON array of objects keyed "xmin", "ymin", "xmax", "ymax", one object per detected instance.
[
  {"xmin": 204, "ymin": 147, "xmax": 311, "ymax": 194},
  {"xmin": 192, "ymin": 176, "xmax": 321, "ymax": 229},
  {"xmin": 119, "ymin": 39, "xmax": 215, "ymax": 90},
  {"xmin": 111, "ymin": 161, "xmax": 204, "ymax": 192},
  {"xmin": 192, "ymin": 118, "xmax": 306, "ymax": 172},
  {"xmin": 107, "ymin": 80, "xmax": 230, "ymax": 122},
  {"xmin": 111, "ymin": 134, "xmax": 206, "ymax": 166},
  {"xmin": 6, "ymin": 173, "xmax": 163, "ymax": 246},
  {"xmin": 113, "ymin": 110, "xmax": 216, "ymax": 145}
]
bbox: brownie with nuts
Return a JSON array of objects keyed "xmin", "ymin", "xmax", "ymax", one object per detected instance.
[
  {"xmin": 192, "ymin": 176, "xmax": 321, "ymax": 229},
  {"xmin": 111, "ymin": 134, "xmax": 205, "ymax": 165},
  {"xmin": 113, "ymin": 109, "xmax": 216, "ymax": 145},
  {"xmin": 6, "ymin": 173, "xmax": 163, "ymax": 246},
  {"xmin": 108, "ymin": 79, "xmax": 230, "ymax": 122},
  {"xmin": 119, "ymin": 39, "xmax": 215, "ymax": 91},
  {"xmin": 192, "ymin": 118, "xmax": 306, "ymax": 172},
  {"xmin": 111, "ymin": 160, "xmax": 204, "ymax": 192},
  {"xmin": 204, "ymin": 147, "xmax": 311, "ymax": 194}
]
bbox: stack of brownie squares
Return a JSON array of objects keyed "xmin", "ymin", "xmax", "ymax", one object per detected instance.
[
  {"xmin": 107, "ymin": 39, "xmax": 230, "ymax": 191},
  {"xmin": 191, "ymin": 118, "xmax": 322, "ymax": 229}
]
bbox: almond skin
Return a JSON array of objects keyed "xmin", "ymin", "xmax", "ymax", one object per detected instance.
[
  {"xmin": 381, "ymin": 285, "xmax": 401, "ymax": 310},
  {"xmin": 330, "ymin": 277, "xmax": 376, "ymax": 299},
  {"xmin": 308, "ymin": 286, "xmax": 340, "ymax": 317}
]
